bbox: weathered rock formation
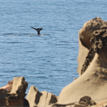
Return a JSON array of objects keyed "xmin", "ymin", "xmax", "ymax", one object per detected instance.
[
  {"xmin": 57, "ymin": 17, "xmax": 107, "ymax": 105},
  {"xmin": 78, "ymin": 17, "xmax": 107, "ymax": 75},
  {"xmin": 49, "ymin": 96, "xmax": 96, "ymax": 107},
  {"xmin": 26, "ymin": 85, "xmax": 58, "ymax": 107},
  {"xmin": 0, "ymin": 77, "xmax": 28, "ymax": 107},
  {"xmin": 27, "ymin": 17, "xmax": 107, "ymax": 107}
]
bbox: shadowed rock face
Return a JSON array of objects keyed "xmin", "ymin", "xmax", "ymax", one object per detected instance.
[
  {"xmin": 0, "ymin": 77, "xmax": 28, "ymax": 107},
  {"xmin": 81, "ymin": 29, "xmax": 107, "ymax": 75},
  {"xmin": 79, "ymin": 96, "xmax": 96, "ymax": 106},
  {"xmin": 79, "ymin": 17, "xmax": 107, "ymax": 49},
  {"xmin": 58, "ymin": 17, "xmax": 107, "ymax": 105}
]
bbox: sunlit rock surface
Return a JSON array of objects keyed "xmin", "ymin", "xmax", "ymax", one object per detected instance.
[
  {"xmin": 26, "ymin": 85, "xmax": 58, "ymax": 107},
  {"xmin": 58, "ymin": 17, "xmax": 107, "ymax": 105}
]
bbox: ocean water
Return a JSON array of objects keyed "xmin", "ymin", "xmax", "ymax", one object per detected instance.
[{"xmin": 0, "ymin": 0, "xmax": 107, "ymax": 96}]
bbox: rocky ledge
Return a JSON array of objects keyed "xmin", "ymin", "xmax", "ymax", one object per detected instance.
[{"xmin": 1, "ymin": 17, "xmax": 107, "ymax": 107}]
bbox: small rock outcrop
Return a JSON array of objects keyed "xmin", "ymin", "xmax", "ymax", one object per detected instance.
[
  {"xmin": 26, "ymin": 86, "xmax": 58, "ymax": 107},
  {"xmin": 0, "ymin": 77, "xmax": 29, "ymax": 107}
]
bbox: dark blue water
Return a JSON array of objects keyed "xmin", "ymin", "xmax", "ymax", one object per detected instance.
[{"xmin": 0, "ymin": 0, "xmax": 107, "ymax": 96}]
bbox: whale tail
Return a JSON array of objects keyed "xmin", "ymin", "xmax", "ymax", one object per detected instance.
[{"xmin": 31, "ymin": 26, "xmax": 43, "ymax": 35}]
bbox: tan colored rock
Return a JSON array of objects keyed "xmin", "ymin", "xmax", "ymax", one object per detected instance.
[
  {"xmin": 74, "ymin": 104, "xmax": 87, "ymax": 107},
  {"xmin": 26, "ymin": 85, "xmax": 41, "ymax": 107},
  {"xmin": 48, "ymin": 103, "xmax": 75, "ymax": 107},
  {"xmin": 49, "ymin": 96, "xmax": 96, "ymax": 107},
  {"xmin": 37, "ymin": 91, "xmax": 48, "ymax": 106},
  {"xmin": 57, "ymin": 18, "xmax": 107, "ymax": 104},
  {"xmin": 46, "ymin": 92, "xmax": 58, "ymax": 105},
  {"xmin": 26, "ymin": 85, "xmax": 57, "ymax": 107},
  {"xmin": 38, "ymin": 91, "xmax": 58, "ymax": 107},
  {"xmin": 0, "ymin": 77, "xmax": 28, "ymax": 107},
  {"xmin": 92, "ymin": 101, "xmax": 107, "ymax": 107},
  {"xmin": 10, "ymin": 77, "xmax": 24, "ymax": 94},
  {"xmin": 77, "ymin": 17, "xmax": 107, "ymax": 75},
  {"xmin": 9, "ymin": 77, "xmax": 28, "ymax": 107}
]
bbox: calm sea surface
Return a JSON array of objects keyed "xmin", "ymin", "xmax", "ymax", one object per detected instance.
[{"xmin": 0, "ymin": 0, "xmax": 107, "ymax": 96}]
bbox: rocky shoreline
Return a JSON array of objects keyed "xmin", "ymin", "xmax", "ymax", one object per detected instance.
[{"xmin": 1, "ymin": 17, "xmax": 107, "ymax": 107}]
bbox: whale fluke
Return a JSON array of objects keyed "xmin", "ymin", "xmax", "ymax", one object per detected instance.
[{"xmin": 31, "ymin": 26, "xmax": 43, "ymax": 35}]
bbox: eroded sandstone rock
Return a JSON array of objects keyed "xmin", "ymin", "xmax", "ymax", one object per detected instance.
[
  {"xmin": 49, "ymin": 96, "xmax": 96, "ymax": 107},
  {"xmin": 57, "ymin": 17, "xmax": 107, "ymax": 105},
  {"xmin": 0, "ymin": 77, "xmax": 28, "ymax": 107},
  {"xmin": 26, "ymin": 85, "xmax": 58, "ymax": 107},
  {"xmin": 49, "ymin": 103, "xmax": 75, "ymax": 107},
  {"xmin": 79, "ymin": 96, "xmax": 96, "ymax": 106},
  {"xmin": 78, "ymin": 17, "xmax": 107, "ymax": 75}
]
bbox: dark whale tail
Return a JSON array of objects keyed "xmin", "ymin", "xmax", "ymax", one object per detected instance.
[{"xmin": 31, "ymin": 26, "xmax": 43, "ymax": 35}]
